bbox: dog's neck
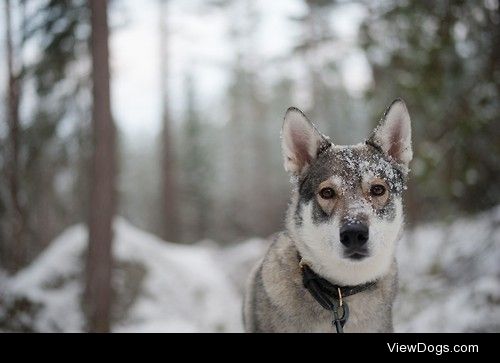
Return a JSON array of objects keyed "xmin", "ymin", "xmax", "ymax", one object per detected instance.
[{"xmin": 291, "ymin": 238, "xmax": 395, "ymax": 286}]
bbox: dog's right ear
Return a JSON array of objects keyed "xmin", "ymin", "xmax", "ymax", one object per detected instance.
[
  {"xmin": 368, "ymin": 98, "xmax": 412, "ymax": 169},
  {"xmin": 281, "ymin": 107, "xmax": 327, "ymax": 175}
]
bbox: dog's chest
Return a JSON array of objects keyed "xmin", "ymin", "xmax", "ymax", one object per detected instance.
[
  {"xmin": 300, "ymin": 295, "xmax": 386, "ymax": 333},
  {"xmin": 310, "ymin": 319, "xmax": 335, "ymax": 333},
  {"xmin": 253, "ymin": 233, "xmax": 397, "ymax": 333}
]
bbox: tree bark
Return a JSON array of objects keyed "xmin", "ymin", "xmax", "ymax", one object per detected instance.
[
  {"xmin": 4, "ymin": 0, "xmax": 24, "ymax": 271},
  {"xmin": 85, "ymin": 0, "xmax": 116, "ymax": 333},
  {"xmin": 159, "ymin": 0, "xmax": 181, "ymax": 242}
]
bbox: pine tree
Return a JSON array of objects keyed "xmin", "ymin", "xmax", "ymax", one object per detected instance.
[
  {"xmin": 180, "ymin": 74, "xmax": 212, "ymax": 242},
  {"xmin": 3, "ymin": 0, "xmax": 24, "ymax": 271},
  {"xmin": 85, "ymin": 0, "xmax": 115, "ymax": 333},
  {"xmin": 359, "ymin": 0, "xmax": 500, "ymax": 221},
  {"xmin": 26, "ymin": 0, "xmax": 92, "ymax": 260},
  {"xmin": 159, "ymin": 0, "xmax": 181, "ymax": 242},
  {"xmin": 1, "ymin": 0, "xmax": 92, "ymax": 271}
]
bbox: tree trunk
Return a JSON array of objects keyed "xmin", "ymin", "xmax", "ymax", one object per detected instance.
[
  {"xmin": 85, "ymin": 0, "xmax": 116, "ymax": 333},
  {"xmin": 159, "ymin": 0, "xmax": 181, "ymax": 242},
  {"xmin": 4, "ymin": 0, "xmax": 24, "ymax": 272}
]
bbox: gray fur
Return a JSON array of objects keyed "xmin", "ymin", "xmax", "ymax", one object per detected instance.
[
  {"xmin": 243, "ymin": 99, "xmax": 412, "ymax": 333},
  {"xmin": 243, "ymin": 233, "xmax": 398, "ymax": 333}
]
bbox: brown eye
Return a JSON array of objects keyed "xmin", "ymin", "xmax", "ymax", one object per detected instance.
[
  {"xmin": 319, "ymin": 187, "xmax": 335, "ymax": 200},
  {"xmin": 370, "ymin": 184, "xmax": 386, "ymax": 197}
]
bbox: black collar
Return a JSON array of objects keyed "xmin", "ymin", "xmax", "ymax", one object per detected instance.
[{"xmin": 298, "ymin": 255, "xmax": 377, "ymax": 311}]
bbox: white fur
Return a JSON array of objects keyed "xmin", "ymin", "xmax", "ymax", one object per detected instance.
[
  {"xmin": 290, "ymin": 199, "xmax": 403, "ymax": 286},
  {"xmin": 329, "ymin": 175, "xmax": 344, "ymax": 191}
]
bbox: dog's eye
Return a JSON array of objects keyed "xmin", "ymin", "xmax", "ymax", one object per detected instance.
[
  {"xmin": 319, "ymin": 187, "xmax": 335, "ymax": 200},
  {"xmin": 370, "ymin": 184, "xmax": 386, "ymax": 197}
]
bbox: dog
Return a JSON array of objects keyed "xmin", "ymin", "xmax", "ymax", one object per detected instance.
[{"xmin": 243, "ymin": 99, "xmax": 412, "ymax": 333}]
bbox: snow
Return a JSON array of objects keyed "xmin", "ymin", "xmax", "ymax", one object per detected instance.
[
  {"xmin": 395, "ymin": 206, "xmax": 500, "ymax": 332},
  {"xmin": 1, "ymin": 219, "xmax": 241, "ymax": 333},
  {"xmin": 1, "ymin": 208, "xmax": 499, "ymax": 333},
  {"xmin": 112, "ymin": 220, "xmax": 242, "ymax": 333},
  {"xmin": 2, "ymin": 225, "xmax": 86, "ymax": 332}
]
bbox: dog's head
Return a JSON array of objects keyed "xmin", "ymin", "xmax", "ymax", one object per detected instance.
[{"xmin": 282, "ymin": 99, "xmax": 412, "ymax": 285}]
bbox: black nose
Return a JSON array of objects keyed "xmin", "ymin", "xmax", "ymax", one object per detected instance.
[{"xmin": 340, "ymin": 224, "xmax": 369, "ymax": 248}]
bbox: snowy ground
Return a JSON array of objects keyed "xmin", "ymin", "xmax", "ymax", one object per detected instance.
[
  {"xmin": 395, "ymin": 207, "xmax": 500, "ymax": 332},
  {"xmin": 0, "ymin": 208, "xmax": 499, "ymax": 333}
]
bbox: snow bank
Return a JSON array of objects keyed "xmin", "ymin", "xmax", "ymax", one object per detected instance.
[
  {"xmin": 1, "ymin": 219, "xmax": 241, "ymax": 333},
  {"xmin": 395, "ymin": 206, "xmax": 500, "ymax": 332},
  {"xmin": 1, "ymin": 207, "xmax": 498, "ymax": 332},
  {"xmin": 1, "ymin": 225, "xmax": 86, "ymax": 332},
  {"xmin": 112, "ymin": 221, "xmax": 241, "ymax": 333}
]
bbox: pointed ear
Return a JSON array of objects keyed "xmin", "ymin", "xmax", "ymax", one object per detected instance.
[
  {"xmin": 281, "ymin": 107, "xmax": 328, "ymax": 175},
  {"xmin": 369, "ymin": 99, "xmax": 413, "ymax": 168}
]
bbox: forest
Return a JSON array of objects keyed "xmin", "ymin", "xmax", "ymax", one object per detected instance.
[{"xmin": 0, "ymin": 0, "xmax": 499, "ymax": 332}]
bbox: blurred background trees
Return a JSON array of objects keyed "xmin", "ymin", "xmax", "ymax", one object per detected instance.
[
  {"xmin": 360, "ymin": 0, "xmax": 500, "ymax": 223},
  {"xmin": 1, "ymin": 0, "xmax": 92, "ymax": 271},
  {"xmin": 1, "ymin": 0, "xmax": 498, "ymax": 271},
  {"xmin": 159, "ymin": 0, "xmax": 181, "ymax": 242}
]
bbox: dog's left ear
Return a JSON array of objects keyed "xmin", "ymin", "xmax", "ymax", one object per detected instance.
[{"xmin": 368, "ymin": 98, "xmax": 413, "ymax": 169}]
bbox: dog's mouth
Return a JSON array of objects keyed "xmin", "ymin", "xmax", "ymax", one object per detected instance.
[{"xmin": 344, "ymin": 249, "xmax": 370, "ymax": 261}]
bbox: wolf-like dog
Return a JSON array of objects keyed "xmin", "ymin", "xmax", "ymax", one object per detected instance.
[{"xmin": 243, "ymin": 99, "xmax": 412, "ymax": 333}]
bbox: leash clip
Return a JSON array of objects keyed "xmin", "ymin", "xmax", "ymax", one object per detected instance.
[
  {"xmin": 332, "ymin": 289, "xmax": 348, "ymax": 333},
  {"xmin": 332, "ymin": 299, "xmax": 349, "ymax": 333},
  {"xmin": 299, "ymin": 258, "xmax": 310, "ymax": 270}
]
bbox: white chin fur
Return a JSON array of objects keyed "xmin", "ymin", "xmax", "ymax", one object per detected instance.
[{"xmin": 292, "ymin": 201, "xmax": 403, "ymax": 286}]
